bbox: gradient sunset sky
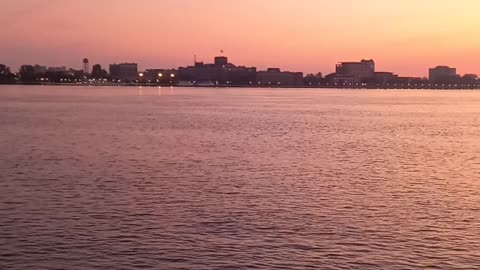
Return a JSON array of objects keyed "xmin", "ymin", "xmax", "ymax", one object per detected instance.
[{"xmin": 2, "ymin": 0, "xmax": 480, "ymax": 76}]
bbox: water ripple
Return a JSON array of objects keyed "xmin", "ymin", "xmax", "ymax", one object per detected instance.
[{"xmin": 1, "ymin": 86, "xmax": 480, "ymax": 269}]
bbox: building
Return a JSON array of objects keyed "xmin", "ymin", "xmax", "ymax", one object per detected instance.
[
  {"xmin": 224, "ymin": 65, "xmax": 257, "ymax": 85},
  {"xmin": 109, "ymin": 63, "xmax": 138, "ymax": 81},
  {"xmin": 47, "ymin": 66, "xmax": 68, "ymax": 74},
  {"xmin": 336, "ymin": 59, "xmax": 375, "ymax": 79},
  {"xmin": 326, "ymin": 59, "xmax": 376, "ymax": 85},
  {"xmin": 178, "ymin": 62, "xmax": 217, "ymax": 83},
  {"xmin": 325, "ymin": 73, "xmax": 361, "ymax": 85},
  {"xmin": 256, "ymin": 68, "xmax": 303, "ymax": 86},
  {"xmin": 214, "ymin": 56, "xmax": 228, "ymax": 66},
  {"xmin": 32, "ymin": 65, "xmax": 47, "ymax": 75},
  {"xmin": 373, "ymin": 72, "xmax": 398, "ymax": 84},
  {"xmin": 177, "ymin": 56, "xmax": 256, "ymax": 85},
  {"xmin": 429, "ymin": 66, "xmax": 456, "ymax": 82},
  {"xmin": 143, "ymin": 69, "xmax": 178, "ymax": 84},
  {"xmin": 463, "ymin": 74, "xmax": 478, "ymax": 81}
]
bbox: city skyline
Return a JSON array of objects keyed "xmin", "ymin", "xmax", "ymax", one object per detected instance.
[
  {"xmin": 2, "ymin": 0, "xmax": 480, "ymax": 76},
  {"xmin": 2, "ymin": 54, "xmax": 478, "ymax": 80},
  {"xmin": 3, "ymin": 56, "xmax": 478, "ymax": 90}
]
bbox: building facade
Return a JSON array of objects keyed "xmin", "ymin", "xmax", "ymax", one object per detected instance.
[
  {"xmin": 325, "ymin": 73, "xmax": 361, "ymax": 85},
  {"xmin": 336, "ymin": 59, "xmax": 375, "ymax": 79},
  {"xmin": 326, "ymin": 59, "xmax": 376, "ymax": 85},
  {"xmin": 429, "ymin": 66, "xmax": 456, "ymax": 82},
  {"xmin": 256, "ymin": 68, "xmax": 303, "ymax": 86},
  {"xmin": 177, "ymin": 56, "xmax": 256, "ymax": 86},
  {"xmin": 373, "ymin": 72, "xmax": 398, "ymax": 84},
  {"xmin": 47, "ymin": 66, "xmax": 68, "ymax": 74},
  {"xmin": 143, "ymin": 69, "xmax": 178, "ymax": 84},
  {"xmin": 109, "ymin": 63, "xmax": 138, "ymax": 81}
]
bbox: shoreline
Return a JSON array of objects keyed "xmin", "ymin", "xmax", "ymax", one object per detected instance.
[{"xmin": 1, "ymin": 82, "xmax": 480, "ymax": 90}]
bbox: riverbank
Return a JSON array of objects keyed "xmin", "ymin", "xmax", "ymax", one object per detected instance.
[{"xmin": 2, "ymin": 81, "xmax": 480, "ymax": 90}]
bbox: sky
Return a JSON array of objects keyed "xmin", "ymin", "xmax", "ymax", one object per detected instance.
[{"xmin": 2, "ymin": 0, "xmax": 480, "ymax": 77}]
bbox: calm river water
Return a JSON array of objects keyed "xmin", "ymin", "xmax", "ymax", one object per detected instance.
[{"xmin": 1, "ymin": 86, "xmax": 480, "ymax": 269}]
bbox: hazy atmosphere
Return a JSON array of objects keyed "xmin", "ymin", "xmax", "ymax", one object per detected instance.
[
  {"xmin": 2, "ymin": 1, "xmax": 480, "ymax": 269},
  {"xmin": 2, "ymin": 0, "xmax": 480, "ymax": 75}
]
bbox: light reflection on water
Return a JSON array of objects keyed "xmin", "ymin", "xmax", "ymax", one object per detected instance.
[{"xmin": 1, "ymin": 86, "xmax": 480, "ymax": 269}]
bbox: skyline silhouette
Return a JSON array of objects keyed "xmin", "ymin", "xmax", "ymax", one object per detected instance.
[{"xmin": 2, "ymin": 55, "xmax": 478, "ymax": 90}]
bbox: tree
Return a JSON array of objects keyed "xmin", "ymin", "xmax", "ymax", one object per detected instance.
[
  {"xmin": 0, "ymin": 64, "xmax": 15, "ymax": 83},
  {"xmin": 19, "ymin": 65, "xmax": 36, "ymax": 82},
  {"xmin": 303, "ymin": 72, "xmax": 324, "ymax": 86},
  {"xmin": 0, "ymin": 64, "xmax": 10, "ymax": 75},
  {"xmin": 91, "ymin": 64, "xmax": 102, "ymax": 78},
  {"xmin": 91, "ymin": 64, "xmax": 108, "ymax": 79}
]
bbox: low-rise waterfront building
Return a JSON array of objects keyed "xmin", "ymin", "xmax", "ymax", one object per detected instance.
[
  {"xmin": 326, "ymin": 59, "xmax": 376, "ymax": 85},
  {"xmin": 109, "ymin": 63, "xmax": 138, "ymax": 81},
  {"xmin": 336, "ymin": 59, "xmax": 375, "ymax": 79},
  {"xmin": 429, "ymin": 66, "xmax": 456, "ymax": 82},
  {"xmin": 47, "ymin": 66, "xmax": 68, "ymax": 74},
  {"xmin": 178, "ymin": 56, "xmax": 256, "ymax": 86},
  {"xmin": 373, "ymin": 72, "xmax": 398, "ymax": 84},
  {"xmin": 256, "ymin": 68, "xmax": 303, "ymax": 86},
  {"xmin": 143, "ymin": 69, "xmax": 178, "ymax": 84}
]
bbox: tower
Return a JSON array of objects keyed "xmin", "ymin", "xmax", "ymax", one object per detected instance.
[
  {"xmin": 214, "ymin": 56, "xmax": 228, "ymax": 66},
  {"xmin": 83, "ymin": 58, "xmax": 89, "ymax": 74}
]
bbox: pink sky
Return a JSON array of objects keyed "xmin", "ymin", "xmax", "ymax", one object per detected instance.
[{"xmin": 2, "ymin": 0, "xmax": 480, "ymax": 76}]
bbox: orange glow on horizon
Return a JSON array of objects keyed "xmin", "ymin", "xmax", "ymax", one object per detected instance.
[{"xmin": 2, "ymin": 0, "xmax": 480, "ymax": 77}]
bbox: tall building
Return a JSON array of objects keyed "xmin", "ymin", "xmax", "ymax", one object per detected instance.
[
  {"xmin": 214, "ymin": 56, "xmax": 228, "ymax": 66},
  {"xmin": 256, "ymin": 68, "xmax": 303, "ymax": 86},
  {"xmin": 429, "ymin": 66, "xmax": 456, "ymax": 82},
  {"xmin": 109, "ymin": 63, "xmax": 138, "ymax": 81},
  {"xmin": 327, "ymin": 59, "xmax": 376, "ymax": 84},
  {"xmin": 336, "ymin": 59, "xmax": 375, "ymax": 79}
]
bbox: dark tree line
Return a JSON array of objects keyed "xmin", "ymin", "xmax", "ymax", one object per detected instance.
[
  {"xmin": 0, "ymin": 63, "xmax": 115, "ymax": 84},
  {"xmin": 0, "ymin": 64, "xmax": 16, "ymax": 83},
  {"xmin": 19, "ymin": 65, "xmax": 36, "ymax": 82},
  {"xmin": 303, "ymin": 73, "xmax": 325, "ymax": 86},
  {"xmin": 91, "ymin": 64, "xmax": 109, "ymax": 79},
  {"xmin": 15, "ymin": 65, "xmax": 85, "ymax": 83}
]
